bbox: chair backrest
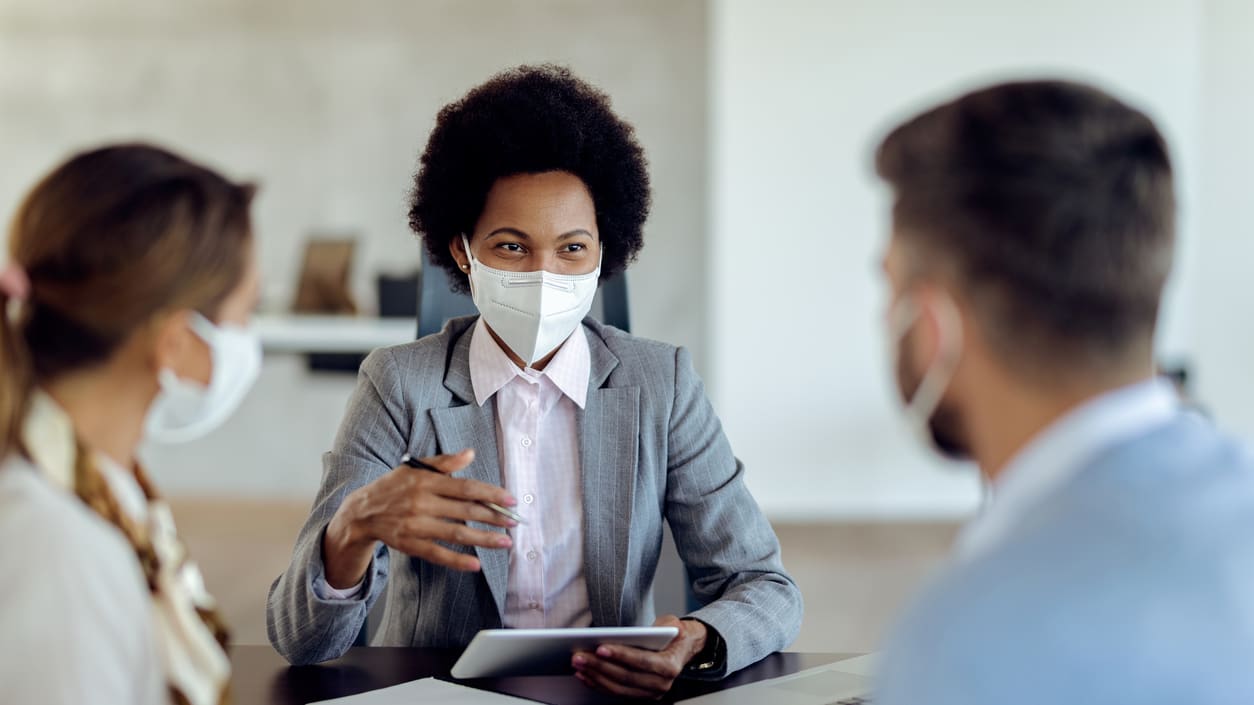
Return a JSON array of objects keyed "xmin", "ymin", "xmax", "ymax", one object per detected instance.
[
  {"xmin": 416, "ymin": 247, "xmax": 632, "ymax": 337},
  {"xmin": 416, "ymin": 248, "xmax": 480, "ymax": 338}
]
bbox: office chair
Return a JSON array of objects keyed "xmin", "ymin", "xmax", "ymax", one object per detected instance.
[{"xmin": 356, "ymin": 248, "xmax": 689, "ymax": 646}]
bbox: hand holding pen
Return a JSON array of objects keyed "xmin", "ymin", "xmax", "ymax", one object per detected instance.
[
  {"xmin": 401, "ymin": 453, "xmax": 525, "ymax": 524},
  {"xmin": 322, "ymin": 448, "xmax": 521, "ymax": 586}
]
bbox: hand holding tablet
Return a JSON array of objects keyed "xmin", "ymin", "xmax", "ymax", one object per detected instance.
[{"xmin": 450, "ymin": 626, "xmax": 680, "ymax": 679}]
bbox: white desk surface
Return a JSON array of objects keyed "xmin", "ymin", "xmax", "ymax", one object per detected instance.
[{"xmin": 254, "ymin": 314, "xmax": 415, "ymax": 354}]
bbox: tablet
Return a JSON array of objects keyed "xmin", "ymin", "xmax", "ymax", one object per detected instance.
[{"xmin": 450, "ymin": 626, "xmax": 680, "ymax": 679}]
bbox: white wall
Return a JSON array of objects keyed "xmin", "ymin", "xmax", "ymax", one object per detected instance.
[
  {"xmin": 8, "ymin": 2, "xmax": 1252, "ymax": 517},
  {"xmin": 709, "ymin": 0, "xmax": 1210, "ymax": 520},
  {"xmin": 0, "ymin": 0, "xmax": 710, "ymax": 497},
  {"xmin": 1194, "ymin": 0, "xmax": 1254, "ymax": 436},
  {"xmin": 0, "ymin": 1, "xmax": 710, "ymax": 367}
]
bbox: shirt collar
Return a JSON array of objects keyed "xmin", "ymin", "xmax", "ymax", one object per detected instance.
[
  {"xmin": 468, "ymin": 317, "xmax": 591, "ymax": 409},
  {"xmin": 955, "ymin": 377, "xmax": 1180, "ymax": 562}
]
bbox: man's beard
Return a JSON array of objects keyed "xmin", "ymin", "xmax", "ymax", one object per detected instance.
[{"xmin": 896, "ymin": 326, "xmax": 971, "ymax": 460}]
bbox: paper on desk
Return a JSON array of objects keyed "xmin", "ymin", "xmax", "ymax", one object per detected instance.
[{"xmin": 306, "ymin": 677, "xmax": 539, "ymax": 704}]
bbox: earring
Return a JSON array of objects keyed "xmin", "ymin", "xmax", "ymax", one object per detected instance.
[{"xmin": 460, "ymin": 263, "xmax": 470, "ymax": 271}]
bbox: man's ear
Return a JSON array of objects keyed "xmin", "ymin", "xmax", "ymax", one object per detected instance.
[
  {"xmin": 906, "ymin": 289, "xmax": 942, "ymax": 365},
  {"xmin": 913, "ymin": 286, "xmax": 967, "ymax": 365}
]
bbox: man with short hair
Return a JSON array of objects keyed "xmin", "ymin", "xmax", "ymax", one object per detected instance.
[{"xmin": 873, "ymin": 80, "xmax": 1254, "ymax": 704}]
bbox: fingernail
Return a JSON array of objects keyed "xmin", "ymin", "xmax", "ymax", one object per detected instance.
[
  {"xmin": 597, "ymin": 646, "xmax": 611, "ymax": 658},
  {"xmin": 573, "ymin": 655, "xmax": 587, "ymax": 667},
  {"xmin": 506, "ymin": 520, "xmax": 519, "ymax": 528},
  {"xmin": 497, "ymin": 536, "xmax": 512, "ymax": 547}
]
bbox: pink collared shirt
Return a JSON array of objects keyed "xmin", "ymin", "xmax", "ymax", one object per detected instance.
[{"xmin": 469, "ymin": 318, "xmax": 593, "ymax": 629}]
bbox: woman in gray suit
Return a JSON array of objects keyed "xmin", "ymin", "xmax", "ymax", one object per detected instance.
[{"xmin": 267, "ymin": 64, "xmax": 802, "ymax": 699}]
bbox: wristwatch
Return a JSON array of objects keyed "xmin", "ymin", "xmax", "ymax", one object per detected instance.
[{"xmin": 681, "ymin": 618, "xmax": 726, "ymax": 675}]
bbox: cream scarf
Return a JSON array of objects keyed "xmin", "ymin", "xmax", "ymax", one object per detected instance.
[{"xmin": 22, "ymin": 391, "xmax": 231, "ymax": 705}]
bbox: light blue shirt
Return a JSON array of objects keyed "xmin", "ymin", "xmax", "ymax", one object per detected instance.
[
  {"xmin": 955, "ymin": 379, "xmax": 1179, "ymax": 562},
  {"xmin": 876, "ymin": 380, "xmax": 1254, "ymax": 705}
]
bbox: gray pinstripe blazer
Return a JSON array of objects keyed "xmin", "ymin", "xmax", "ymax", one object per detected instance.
[{"xmin": 265, "ymin": 316, "xmax": 802, "ymax": 676}]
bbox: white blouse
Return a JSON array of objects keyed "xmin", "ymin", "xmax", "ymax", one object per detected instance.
[
  {"xmin": 0, "ymin": 456, "xmax": 165, "ymax": 704},
  {"xmin": 0, "ymin": 391, "xmax": 230, "ymax": 705}
]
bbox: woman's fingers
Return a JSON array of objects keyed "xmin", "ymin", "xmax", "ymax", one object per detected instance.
[
  {"xmin": 425, "ymin": 494, "xmax": 518, "ymax": 528},
  {"xmin": 574, "ymin": 660, "xmax": 664, "ymax": 699},
  {"xmin": 355, "ymin": 457, "xmax": 521, "ymax": 564},
  {"xmin": 412, "ymin": 449, "xmax": 476, "ymax": 474},
  {"xmin": 389, "ymin": 536, "xmax": 483, "ymax": 572},
  {"xmin": 389, "ymin": 515, "xmax": 510, "ymax": 550},
  {"xmin": 422, "ymin": 473, "xmax": 517, "ymax": 510}
]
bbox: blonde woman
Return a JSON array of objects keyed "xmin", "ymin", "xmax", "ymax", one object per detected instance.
[{"xmin": 0, "ymin": 144, "xmax": 261, "ymax": 705}]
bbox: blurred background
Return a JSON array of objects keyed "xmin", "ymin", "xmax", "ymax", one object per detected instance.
[{"xmin": 2, "ymin": 0, "xmax": 1251, "ymax": 653}]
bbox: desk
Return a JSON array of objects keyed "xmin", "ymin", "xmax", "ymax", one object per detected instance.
[{"xmin": 230, "ymin": 645, "xmax": 849, "ymax": 705}]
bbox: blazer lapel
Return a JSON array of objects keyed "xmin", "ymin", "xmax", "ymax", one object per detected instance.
[
  {"xmin": 429, "ymin": 321, "xmax": 641, "ymax": 627},
  {"xmin": 430, "ymin": 326, "xmax": 510, "ymax": 622},
  {"xmin": 580, "ymin": 328, "xmax": 639, "ymax": 626}
]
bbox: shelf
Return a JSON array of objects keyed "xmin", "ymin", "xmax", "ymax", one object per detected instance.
[{"xmin": 254, "ymin": 314, "xmax": 415, "ymax": 354}]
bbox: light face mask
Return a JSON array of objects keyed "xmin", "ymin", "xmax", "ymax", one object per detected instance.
[
  {"xmin": 887, "ymin": 292, "xmax": 965, "ymax": 457},
  {"xmin": 145, "ymin": 312, "xmax": 263, "ymax": 444},
  {"xmin": 462, "ymin": 235, "xmax": 600, "ymax": 365}
]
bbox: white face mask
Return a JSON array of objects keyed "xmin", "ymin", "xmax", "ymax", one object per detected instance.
[
  {"xmin": 887, "ymin": 292, "xmax": 964, "ymax": 455},
  {"xmin": 462, "ymin": 235, "xmax": 600, "ymax": 365},
  {"xmin": 145, "ymin": 312, "xmax": 262, "ymax": 444}
]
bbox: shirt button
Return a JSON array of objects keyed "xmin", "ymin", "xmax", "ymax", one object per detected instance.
[
  {"xmin": 526, "ymin": 550, "xmax": 538, "ymax": 561},
  {"xmin": 520, "ymin": 436, "xmax": 532, "ymax": 448},
  {"xmin": 523, "ymin": 493, "xmax": 535, "ymax": 505}
]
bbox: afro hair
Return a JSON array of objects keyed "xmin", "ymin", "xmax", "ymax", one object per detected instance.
[{"xmin": 408, "ymin": 64, "xmax": 651, "ymax": 292}]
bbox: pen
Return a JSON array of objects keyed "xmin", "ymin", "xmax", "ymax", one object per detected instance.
[{"xmin": 400, "ymin": 454, "xmax": 526, "ymax": 525}]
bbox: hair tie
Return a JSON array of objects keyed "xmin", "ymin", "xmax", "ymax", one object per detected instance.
[{"xmin": 0, "ymin": 264, "xmax": 31, "ymax": 302}]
